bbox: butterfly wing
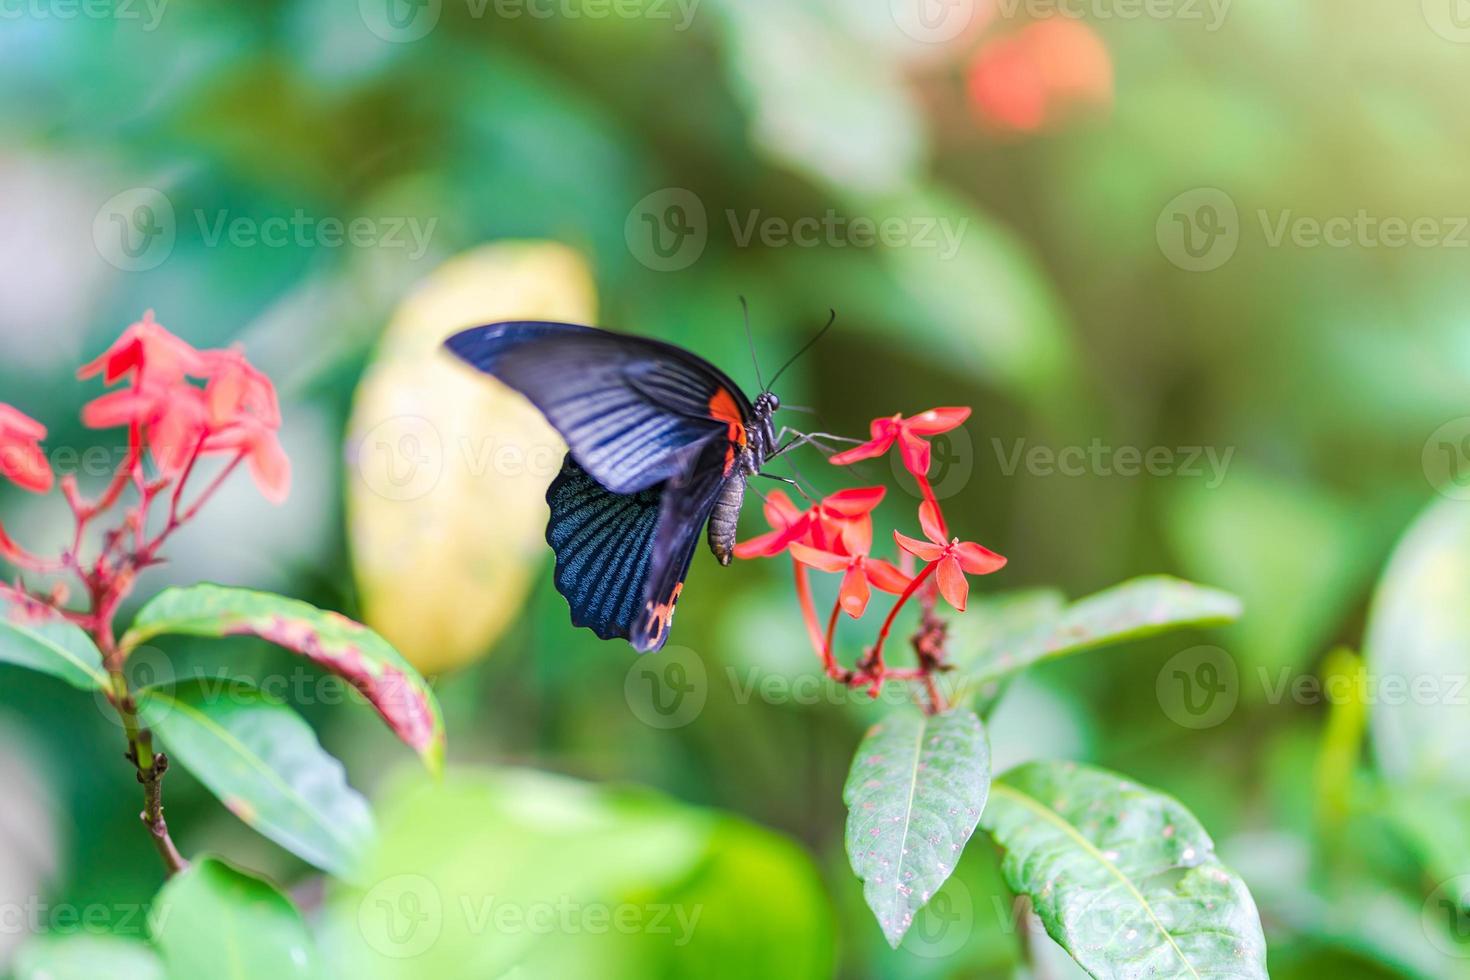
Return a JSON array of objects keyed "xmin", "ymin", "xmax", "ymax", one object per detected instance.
[
  {"xmin": 631, "ymin": 437, "xmax": 733, "ymax": 652},
  {"xmin": 446, "ymin": 321, "xmax": 754, "ymax": 495},
  {"xmin": 546, "ymin": 438, "xmax": 729, "ymax": 652},
  {"xmin": 545, "ymin": 454, "xmax": 665, "ymax": 645}
]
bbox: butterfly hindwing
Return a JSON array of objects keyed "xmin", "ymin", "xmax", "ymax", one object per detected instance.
[
  {"xmin": 446, "ymin": 321, "xmax": 752, "ymax": 494},
  {"xmin": 632, "ymin": 437, "xmax": 733, "ymax": 652},
  {"xmin": 545, "ymin": 454, "xmax": 665, "ymax": 644}
]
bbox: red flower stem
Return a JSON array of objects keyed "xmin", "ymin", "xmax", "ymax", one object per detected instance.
[
  {"xmin": 823, "ymin": 596, "xmax": 843, "ymax": 676},
  {"xmin": 791, "ymin": 559, "xmax": 827, "ymax": 667},
  {"xmin": 864, "ymin": 560, "xmax": 937, "ymax": 688},
  {"xmin": 916, "ymin": 472, "xmax": 945, "ymax": 538}
]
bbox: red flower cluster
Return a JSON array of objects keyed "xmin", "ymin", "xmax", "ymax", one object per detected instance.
[
  {"xmin": 78, "ymin": 311, "xmax": 289, "ymax": 503},
  {"xmin": 738, "ymin": 406, "xmax": 1005, "ymax": 698},
  {"xmin": 0, "ymin": 312, "xmax": 290, "ymax": 617}
]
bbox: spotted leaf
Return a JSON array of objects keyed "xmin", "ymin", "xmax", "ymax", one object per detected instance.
[
  {"xmin": 843, "ymin": 708, "xmax": 990, "ymax": 948},
  {"xmin": 122, "ymin": 584, "xmax": 444, "ymax": 772},
  {"xmin": 981, "ymin": 761, "xmax": 1268, "ymax": 979}
]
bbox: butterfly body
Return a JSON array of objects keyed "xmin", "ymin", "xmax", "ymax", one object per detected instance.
[{"xmin": 445, "ymin": 321, "xmax": 779, "ymax": 652}]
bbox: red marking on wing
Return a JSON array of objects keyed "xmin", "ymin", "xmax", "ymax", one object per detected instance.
[
  {"xmin": 707, "ymin": 388, "xmax": 747, "ymax": 448},
  {"xmin": 643, "ymin": 583, "xmax": 685, "ymax": 648}
]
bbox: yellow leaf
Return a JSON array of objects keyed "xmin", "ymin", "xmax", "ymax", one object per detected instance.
[{"xmin": 346, "ymin": 242, "xmax": 596, "ymax": 674}]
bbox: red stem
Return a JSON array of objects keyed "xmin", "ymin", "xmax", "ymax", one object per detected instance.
[{"xmin": 863, "ymin": 560, "xmax": 938, "ymax": 690}]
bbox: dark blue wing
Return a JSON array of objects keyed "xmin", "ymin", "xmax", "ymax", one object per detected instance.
[
  {"xmin": 545, "ymin": 454, "xmax": 665, "ymax": 646},
  {"xmin": 631, "ymin": 438, "xmax": 733, "ymax": 652},
  {"xmin": 445, "ymin": 321, "xmax": 753, "ymax": 495},
  {"xmin": 545, "ymin": 437, "xmax": 731, "ymax": 653}
]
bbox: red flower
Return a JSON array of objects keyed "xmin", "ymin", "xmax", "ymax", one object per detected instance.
[
  {"xmin": 77, "ymin": 310, "xmax": 206, "ymax": 385},
  {"xmin": 734, "ymin": 486, "xmax": 886, "ymax": 560},
  {"xmin": 79, "ymin": 316, "xmax": 290, "ymax": 503},
  {"xmin": 82, "ymin": 382, "xmax": 208, "ymax": 477},
  {"xmin": 0, "ymin": 404, "xmax": 53, "ymax": 494},
  {"xmin": 968, "ymin": 19, "xmax": 1113, "ymax": 134},
  {"xmin": 894, "ymin": 501, "xmax": 1006, "ymax": 612},
  {"xmin": 829, "ymin": 408, "xmax": 971, "ymax": 478},
  {"xmin": 789, "ymin": 541, "xmax": 909, "ymax": 618},
  {"xmin": 204, "ymin": 417, "xmax": 290, "ymax": 504}
]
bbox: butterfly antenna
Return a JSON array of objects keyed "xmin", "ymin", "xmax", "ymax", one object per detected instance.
[
  {"xmin": 767, "ymin": 309, "xmax": 836, "ymax": 392},
  {"xmin": 739, "ymin": 295, "xmax": 766, "ymax": 392}
]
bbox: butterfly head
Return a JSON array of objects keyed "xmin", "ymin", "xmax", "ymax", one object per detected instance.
[{"xmin": 751, "ymin": 390, "xmax": 780, "ymax": 464}]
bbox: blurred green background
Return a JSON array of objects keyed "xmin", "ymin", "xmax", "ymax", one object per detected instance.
[{"xmin": 2, "ymin": 0, "xmax": 1470, "ymax": 976}]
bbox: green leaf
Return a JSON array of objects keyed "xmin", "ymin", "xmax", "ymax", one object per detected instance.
[
  {"xmin": 843, "ymin": 708, "xmax": 990, "ymax": 948},
  {"xmin": 325, "ymin": 768, "xmax": 834, "ymax": 979},
  {"xmin": 14, "ymin": 934, "xmax": 164, "ymax": 980},
  {"xmin": 151, "ymin": 857, "xmax": 319, "ymax": 980},
  {"xmin": 964, "ymin": 576, "xmax": 1243, "ymax": 692},
  {"xmin": 137, "ymin": 679, "xmax": 374, "ymax": 879},
  {"xmin": 123, "ymin": 584, "xmax": 444, "ymax": 772},
  {"xmin": 981, "ymin": 761, "xmax": 1268, "ymax": 980},
  {"xmin": 0, "ymin": 586, "xmax": 109, "ymax": 691},
  {"xmin": 1363, "ymin": 497, "xmax": 1470, "ymax": 790}
]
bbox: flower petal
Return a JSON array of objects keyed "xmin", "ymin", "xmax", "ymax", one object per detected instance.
[
  {"xmin": 248, "ymin": 431, "xmax": 291, "ymax": 505},
  {"xmin": 81, "ymin": 389, "xmax": 158, "ymax": 429},
  {"xmin": 828, "ymin": 436, "xmax": 892, "ymax": 466},
  {"xmin": 936, "ymin": 555, "xmax": 969, "ymax": 612},
  {"xmin": 904, "ymin": 407, "xmax": 971, "ymax": 436},
  {"xmin": 839, "ymin": 564, "xmax": 871, "ymax": 618},
  {"xmin": 0, "ymin": 404, "xmax": 46, "ymax": 440},
  {"xmin": 823, "ymin": 485, "xmax": 886, "ymax": 517},
  {"xmin": 955, "ymin": 541, "xmax": 1007, "ymax": 575},
  {"xmin": 894, "ymin": 530, "xmax": 944, "ymax": 562},
  {"xmin": 761, "ymin": 489, "xmax": 802, "ymax": 528},
  {"xmin": 840, "ymin": 513, "xmax": 873, "ymax": 556},
  {"xmin": 788, "ymin": 542, "xmax": 851, "ymax": 574},
  {"xmin": 734, "ymin": 528, "xmax": 795, "ymax": 560},
  {"xmin": 863, "ymin": 558, "xmax": 911, "ymax": 594},
  {"xmin": 918, "ymin": 499, "xmax": 947, "ymax": 545},
  {"xmin": 0, "ymin": 441, "xmax": 53, "ymax": 494},
  {"xmin": 898, "ymin": 428, "xmax": 932, "ymax": 477}
]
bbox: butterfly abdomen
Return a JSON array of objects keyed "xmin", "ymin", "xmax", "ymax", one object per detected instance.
[{"xmin": 706, "ymin": 474, "xmax": 746, "ymax": 566}]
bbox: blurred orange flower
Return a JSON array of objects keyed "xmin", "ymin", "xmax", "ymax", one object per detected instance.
[{"xmin": 967, "ymin": 19, "xmax": 1113, "ymax": 133}]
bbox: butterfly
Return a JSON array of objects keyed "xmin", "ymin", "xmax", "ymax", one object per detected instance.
[{"xmin": 444, "ymin": 318, "xmax": 832, "ymax": 653}]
